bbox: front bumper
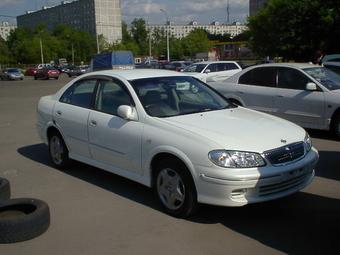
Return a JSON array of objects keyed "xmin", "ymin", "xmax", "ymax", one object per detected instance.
[{"xmin": 194, "ymin": 147, "xmax": 319, "ymax": 207}]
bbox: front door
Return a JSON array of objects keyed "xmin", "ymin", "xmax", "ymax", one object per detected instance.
[
  {"xmin": 274, "ymin": 67, "xmax": 325, "ymax": 128},
  {"xmin": 88, "ymin": 78, "xmax": 143, "ymax": 174}
]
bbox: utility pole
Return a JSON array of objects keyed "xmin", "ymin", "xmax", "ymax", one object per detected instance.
[
  {"xmin": 227, "ymin": 0, "xmax": 230, "ymax": 24},
  {"xmin": 160, "ymin": 9, "xmax": 170, "ymax": 62},
  {"xmin": 39, "ymin": 37, "xmax": 44, "ymax": 64}
]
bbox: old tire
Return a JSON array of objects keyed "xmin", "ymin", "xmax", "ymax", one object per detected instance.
[
  {"xmin": 48, "ymin": 132, "xmax": 71, "ymax": 169},
  {"xmin": 0, "ymin": 198, "xmax": 50, "ymax": 243},
  {"xmin": 0, "ymin": 177, "xmax": 10, "ymax": 200},
  {"xmin": 154, "ymin": 158, "xmax": 198, "ymax": 218}
]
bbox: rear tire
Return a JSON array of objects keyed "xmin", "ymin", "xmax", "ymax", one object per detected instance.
[
  {"xmin": 34, "ymin": 76, "xmax": 37, "ymax": 80},
  {"xmin": 153, "ymin": 158, "xmax": 198, "ymax": 218},
  {"xmin": 48, "ymin": 132, "xmax": 71, "ymax": 169}
]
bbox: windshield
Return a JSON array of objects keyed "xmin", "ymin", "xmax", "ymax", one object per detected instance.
[
  {"xmin": 183, "ymin": 64, "xmax": 207, "ymax": 73},
  {"xmin": 303, "ymin": 67, "xmax": 340, "ymax": 91},
  {"xmin": 130, "ymin": 76, "xmax": 232, "ymax": 118}
]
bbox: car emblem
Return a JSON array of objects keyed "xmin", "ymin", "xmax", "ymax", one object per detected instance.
[
  {"xmin": 281, "ymin": 139, "xmax": 287, "ymax": 144},
  {"xmin": 285, "ymin": 147, "xmax": 291, "ymax": 151}
]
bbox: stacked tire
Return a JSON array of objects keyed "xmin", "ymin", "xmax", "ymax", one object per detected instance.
[{"xmin": 0, "ymin": 177, "xmax": 50, "ymax": 243}]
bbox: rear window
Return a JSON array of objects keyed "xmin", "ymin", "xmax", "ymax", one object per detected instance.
[{"xmin": 239, "ymin": 67, "xmax": 277, "ymax": 87}]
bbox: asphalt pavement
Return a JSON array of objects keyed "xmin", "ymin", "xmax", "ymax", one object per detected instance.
[{"xmin": 0, "ymin": 75, "xmax": 339, "ymax": 255}]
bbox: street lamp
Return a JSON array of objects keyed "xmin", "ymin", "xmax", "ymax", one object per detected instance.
[
  {"xmin": 160, "ymin": 9, "xmax": 170, "ymax": 62},
  {"xmin": 96, "ymin": 22, "xmax": 102, "ymax": 54}
]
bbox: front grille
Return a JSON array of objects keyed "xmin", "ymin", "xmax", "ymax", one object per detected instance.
[
  {"xmin": 259, "ymin": 171, "xmax": 312, "ymax": 196},
  {"xmin": 264, "ymin": 142, "xmax": 305, "ymax": 166}
]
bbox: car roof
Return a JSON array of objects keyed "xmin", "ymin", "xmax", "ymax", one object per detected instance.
[
  {"xmin": 87, "ymin": 69, "xmax": 187, "ymax": 80},
  {"xmin": 247, "ymin": 63, "xmax": 320, "ymax": 69},
  {"xmin": 193, "ymin": 61, "xmax": 238, "ymax": 65}
]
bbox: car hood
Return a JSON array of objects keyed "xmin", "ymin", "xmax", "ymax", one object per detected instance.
[{"xmin": 160, "ymin": 107, "xmax": 306, "ymax": 153}]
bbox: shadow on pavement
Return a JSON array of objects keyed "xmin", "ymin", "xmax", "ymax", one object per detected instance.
[
  {"xmin": 308, "ymin": 128, "xmax": 338, "ymax": 141},
  {"xmin": 18, "ymin": 143, "xmax": 340, "ymax": 254},
  {"xmin": 191, "ymin": 193, "xmax": 340, "ymax": 254},
  {"xmin": 316, "ymin": 151, "xmax": 340, "ymax": 181},
  {"xmin": 17, "ymin": 143, "xmax": 159, "ymax": 211}
]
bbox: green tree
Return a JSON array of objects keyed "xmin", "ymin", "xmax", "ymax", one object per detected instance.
[
  {"xmin": 130, "ymin": 18, "xmax": 148, "ymax": 55},
  {"xmin": 182, "ymin": 29, "xmax": 211, "ymax": 58},
  {"xmin": 248, "ymin": 0, "xmax": 340, "ymax": 61},
  {"xmin": 0, "ymin": 37, "xmax": 12, "ymax": 65}
]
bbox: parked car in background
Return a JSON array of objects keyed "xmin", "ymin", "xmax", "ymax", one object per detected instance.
[
  {"xmin": 34, "ymin": 66, "xmax": 60, "ymax": 80},
  {"xmin": 37, "ymin": 69, "xmax": 318, "ymax": 217},
  {"xmin": 170, "ymin": 61, "xmax": 192, "ymax": 72},
  {"xmin": 0, "ymin": 68, "xmax": 24, "ymax": 80},
  {"xmin": 209, "ymin": 63, "xmax": 340, "ymax": 138},
  {"xmin": 323, "ymin": 62, "xmax": 340, "ymax": 75},
  {"xmin": 25, "ymin": 67, "xmax": 38, "ymax": 76},
  {"xmin": 182, "ymin": 61, "xmax": 242, "ymax": 82},
  {"xmin": 65, "ymin": 65, "xmax": 89, "ymax": 77},
  {"xmin": 321, "ymin": 54, "xmax": 340, "ymax": 64}
]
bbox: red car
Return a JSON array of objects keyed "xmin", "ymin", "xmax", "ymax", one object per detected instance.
[
  {"xmin": 25, "ymin": 67, "xmax": 38, "ymax": 76},
  {"xmin": 34, "ymin": 67, "xmax": 60, "ymax": 80}
]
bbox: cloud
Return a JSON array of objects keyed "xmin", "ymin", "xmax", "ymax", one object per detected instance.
[
  {"xmin": 121, "ymin": 0, "xmax": 249, "ymax": 24},
  {"xmin": 0, "ymin": 0, "xmax": 23, "ymax": 8}
]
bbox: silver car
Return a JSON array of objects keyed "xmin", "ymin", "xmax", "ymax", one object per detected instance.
[{"xmin": 210, "ymin": 63, "xmax": 340, "ymax": 138}]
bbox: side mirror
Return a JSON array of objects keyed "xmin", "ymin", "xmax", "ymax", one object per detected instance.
[
  {"xmin": 204, "ymin": 69, "xmax": 211, "ymax": 74},
  {"xmin": 306, "ymin": 82, "xmax": 317, "ymax": 91},
  {"xmin": 117, "ymin": 105, "xmax": 138, "ymax": 121}
]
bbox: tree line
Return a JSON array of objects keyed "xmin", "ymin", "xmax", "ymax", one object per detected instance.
[{"xmin": 2, "ymin": 0, "xmax": 338, "ymax": 65}]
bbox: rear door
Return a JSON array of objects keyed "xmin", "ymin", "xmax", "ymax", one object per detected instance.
[
  {"xmin": 274, "ymin": 67, "xmax": 325, "ymax": 128},
  {"xmin": 53, "ymin": 78, "xmax": 97, "ymax": 158},
  {"xmin": 236, "ymin": 67, "xmax": 277, "ymax": 114}
]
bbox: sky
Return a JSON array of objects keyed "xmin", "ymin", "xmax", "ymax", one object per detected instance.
[{"xmin": 0, "ymin": 0, "xmax": 249, "ymax": 25}]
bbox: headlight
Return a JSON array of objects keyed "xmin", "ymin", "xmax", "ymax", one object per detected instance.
[
  {"xmin": 304, "ymin": 133, "xmax": 312, "ymax": 152},
  {"xmin": 208, "ymin": 150, "xmax": 266, "ymax": 168}
]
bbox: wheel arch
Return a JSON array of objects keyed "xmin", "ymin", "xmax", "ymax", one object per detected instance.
[
  {"xmin": 46, "ymin": 125, "xmax": 70, "ymax": 152},
  {"xmin": 148, "ymin": 148, "xmax": 197, "ymax": 191}
]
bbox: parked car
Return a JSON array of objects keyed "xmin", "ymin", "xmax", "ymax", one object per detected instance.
[
  {"xmin": 209, "ymin": 63, "xmax": 340, "ymax": 138},
  {"xmin": 182, "ymin": 61, "xmax": 242, "ymax": 82},
  {"xmin": 65, "ymin": 65, "xmax": 89, "ymax": 77},
  {"xmin": 25, "ymin": 67, "xmax": 38, "ymax": 76},
  {"xmin": 170, "ymin": 61, "xmax": 192, "ymax": 72},
  {"xmin": 321, "ymin": 54, "xmax": 340, "ymax": 64},
  {"xmin": 0, "ymin": 68, "xmax": 24, "ymax": 80},
  {"xmin": 323, "ymin": 62, "xmax": 340, "ymax": 75},
  {"xmin": 34, "ymin": 67, "xmax": 60, "ymax": 80},
  {"xmin": 37, "ymin": 69, "xmax": 318, "ymax": 217}
]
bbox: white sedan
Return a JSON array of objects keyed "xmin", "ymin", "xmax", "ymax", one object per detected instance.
[
  {"xmin": 182, "ymin": 61, "xmax": 242, "ymax": 82},
  {"xmin": 37, "ymin": 69, "xmax": 319, "ymax": 217}
]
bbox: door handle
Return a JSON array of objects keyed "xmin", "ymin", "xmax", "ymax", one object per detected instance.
[
  {"xmin": 236, "ymin": 91, "xmax": 244, "ymax": 94},
  {"xmin": 89, "ymin": 120, "xmax": 97, "ymax": 127},
  {"xmin": 56, "ymin": 110, "xmax": 62, "ymax": 116},
  {"xmin": 277, "ymin": 95, "xmax": 284, "ymax": 98}
]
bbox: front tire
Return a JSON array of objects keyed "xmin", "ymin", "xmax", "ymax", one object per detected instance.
[
  {"xmin": 154, "ymin": 159, "xmax": 198, "ymax": 218},
  {"xmin": 48, "ymin": 132, "xmax": 71, "ymax": 169}
]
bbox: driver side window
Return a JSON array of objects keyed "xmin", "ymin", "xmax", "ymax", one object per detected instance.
[
  {"xmin": 95, "ymin": 79, "xmax": 133, "ymax": 116},
  {"xmin": 278, "ymin": 67, "xmax": 312, "ymax": 90}
]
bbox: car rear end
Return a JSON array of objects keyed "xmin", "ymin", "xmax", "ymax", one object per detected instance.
[{"xmin": 47, "ymin": 68, "xmax": 60, "ymax": 79}]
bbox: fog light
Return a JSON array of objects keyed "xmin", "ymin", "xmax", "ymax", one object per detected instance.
[{"xmin": 231, "ymin": 189, "xmax": 247, "ymax": 198}]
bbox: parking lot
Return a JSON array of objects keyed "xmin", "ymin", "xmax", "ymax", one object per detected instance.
[{"xmin": 0, "ymin": 75, "xmax": 339, "ymax": 255}]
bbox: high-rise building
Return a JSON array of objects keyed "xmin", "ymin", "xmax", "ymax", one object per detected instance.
[
  {"xmin": 249, "ymin": 0, "xmax": 268, "ymax": 16},
  {"xmin": 148, "ymin": 21, "xmax": 247, "ymax": 39},
  {"xmin": 17, "ymin": 0, "xmax": 122, "ymax": 44},
  {"xmin": 0, "ymin": 22, "xmax": 16, "ymax": 41}
]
